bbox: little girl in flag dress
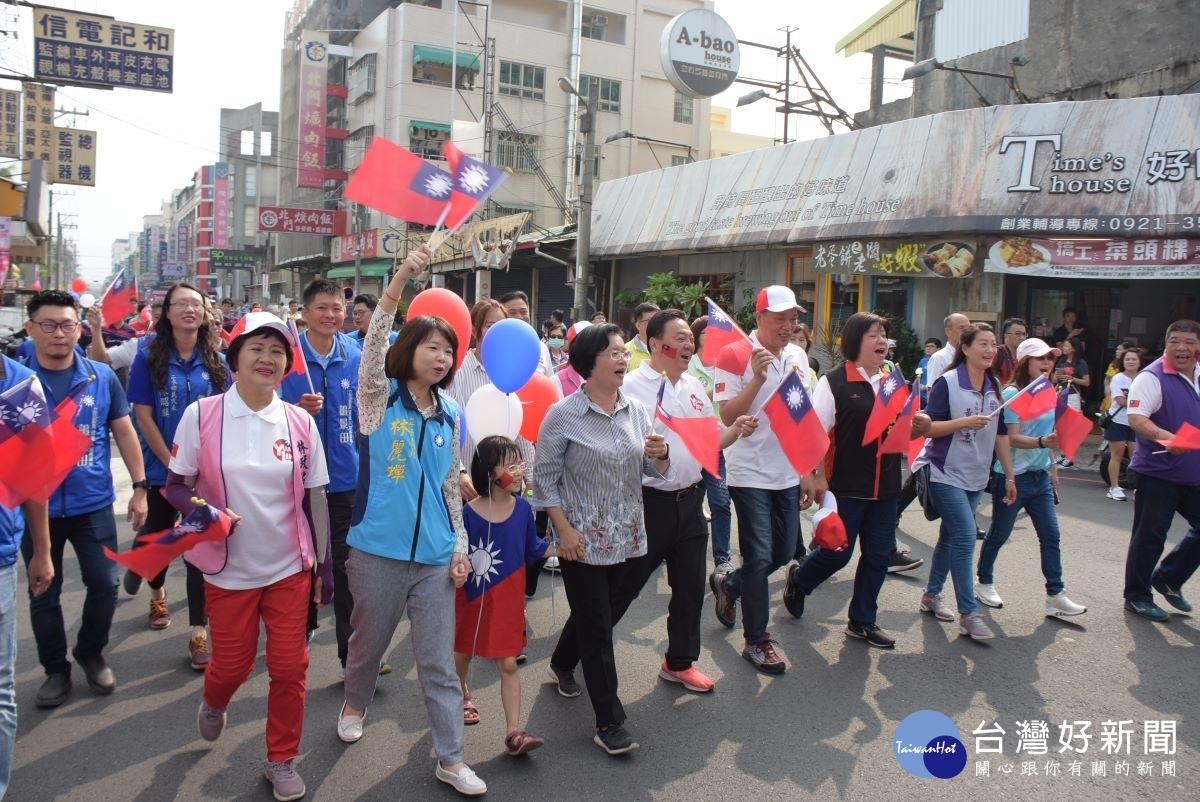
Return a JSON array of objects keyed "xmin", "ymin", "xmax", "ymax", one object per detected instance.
[{"xmin": 454, "ymin": 435, "xmax": 557, "ymax": 756}]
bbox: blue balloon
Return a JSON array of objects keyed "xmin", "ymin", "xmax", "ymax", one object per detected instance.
[{"xmin": 481, "ymin": 318, "xmax": 541, "ymax": 393}]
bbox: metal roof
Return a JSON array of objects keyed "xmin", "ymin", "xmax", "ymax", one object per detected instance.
[{"xmin": 835, "ymin": 0, "xmax": 916, "ymax": 58}]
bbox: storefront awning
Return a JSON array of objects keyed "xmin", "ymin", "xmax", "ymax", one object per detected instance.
[
  {"xmin": 326, "ymin": 260, "xmax": 392, "ymax": 279},
  {"xmin": 412, "ymin": 45, "xmax": 481, "ymax": 72},
  {"xmin": 835, "ymin": 0, "xmax": 915, "ymax": 58}
]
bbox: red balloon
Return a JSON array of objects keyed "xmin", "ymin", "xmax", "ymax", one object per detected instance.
[
  {"xmin": 70, "ymin": 277, "xmax": 88, "ymax": 293},
  {"xmin": 515, "ymin": 372, "xmax": 562, "ymax": 442},
  {"xmin": 406, "ymin": 288, "xmax": 472, "ymax": 368}
]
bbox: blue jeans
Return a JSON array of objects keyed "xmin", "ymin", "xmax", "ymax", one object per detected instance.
[
  {"xmin": 977, "ymin": 471, "xmax": 1064, "ymax": 595},
  {"xmin": 703, "ymin": 453, "xmax": 732, "ymax": 565},
  {"xmin": 791, "ymin": 497, "xmax": 897, "ymax": 624},
  {"xmin": 0, "ymin": 563, "xmax": 15, "ymax": 800},
  {"xmin": 21, "ymin": 507, "xmax": 118, "ymax": 675},
  {"xmin": 925, "ymin": 483, "xmax": 982, "ymax": 615},
  {"xmin": 726, "ymin": 485, "xmax": 799, "ymax": 644},
  {"xmin": 1124, "ymin": 474, "xmax": 1200, "ymax": 604}
]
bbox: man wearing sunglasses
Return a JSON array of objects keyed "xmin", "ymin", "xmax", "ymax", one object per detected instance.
[{"xmin": 20, "ymin": 291, "xmax": 148, "ymax": 708}]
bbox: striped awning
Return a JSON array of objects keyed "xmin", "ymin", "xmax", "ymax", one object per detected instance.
[{"xmin": 835, "ymin": 0, "xmax": 916, "ymax": 58}]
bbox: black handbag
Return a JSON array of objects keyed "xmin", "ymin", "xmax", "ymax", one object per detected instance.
[{"xmin": 915, "ymin": 464, "xmax": 940, "ymax": 521}]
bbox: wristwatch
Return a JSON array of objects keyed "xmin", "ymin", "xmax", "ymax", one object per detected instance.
[{"xmin": 131, "ymin": 480, "xmax": 151, "ymax": 491}]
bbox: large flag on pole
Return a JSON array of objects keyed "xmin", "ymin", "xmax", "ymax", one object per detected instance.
[
  {"xmin": 1054, "ymin": 385, "xmax": 1093, "ymax": 462},
  {"xmin": 101, "ymin": 268, "xmax": 138, "ymax": 326},
  {"xmin": 344, "ymin": 138, "xmax": 454, "ymax": 225},
  {"xmin": 763, "ymin": 369, "xmax": 829, "ymax": 477},
  {"xmin": 862, "ymin": 366, "xmax": 910, "ymax": 445},
  {"xmin": 104, "ymin": 502, "xmax": 234, "ymax": 581},
  {"xmin": 655, "ymin": 376, "xmax": 720, "ymax": 476},
  {"xmin": 443, "ymin": 140, "xmax": 509, "ymax": 229}
]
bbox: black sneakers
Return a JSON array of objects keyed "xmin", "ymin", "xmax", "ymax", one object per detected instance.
[
  {"xmin": 594, "ymin": 724, "xmax": 639, "ymax": 755},
  {"xmin": 887, "ymin": 549, "xmax": 924, "ymax": 574},
  {"xmin": 709, "ymin": 571, "xmax": 736, "ymax": 628},
  {"xmin": 35, "ymin": 672, "xmax": 71, "ymax": 709},
  {"xmin": 845, "ymin": 621, "xmax": 896, "ymax": 649},
  {"xmin": 742, "ymin": 637, "xmax": 786, "ymax": 674},
  {"xmin": 546, "ymin": 663, "xmax": 581, "ymax": 698},
  {"xmin": 782, "ymin": 563, "xmax": 805, "ymax": 618},
  {"xmin": 72, "ymin": 649, "xmax": 115, "ymax": 694}
]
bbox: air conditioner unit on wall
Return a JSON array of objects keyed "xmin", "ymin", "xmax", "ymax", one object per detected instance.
[{"xmin": 587, "ymin": 14, "xmax": 608, "ymax": 27}]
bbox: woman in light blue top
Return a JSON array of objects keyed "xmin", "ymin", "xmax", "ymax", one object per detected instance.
[{"xmin": 975, "ymin": 338, "xmax": 1087, "ymax": 619}]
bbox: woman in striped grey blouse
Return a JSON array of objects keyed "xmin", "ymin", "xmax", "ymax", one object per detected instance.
[{"xmin": 533, "ymin": 323, "xmax": 670, "ymax": 756}]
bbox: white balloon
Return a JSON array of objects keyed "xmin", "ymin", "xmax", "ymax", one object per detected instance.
[
  {"xmin": 464, "ymin": 383, "xmax": 522, "ymax": 444},
  {"xmin": 78, "ymin": 292, "xmax": 97, "ymax": 309}
]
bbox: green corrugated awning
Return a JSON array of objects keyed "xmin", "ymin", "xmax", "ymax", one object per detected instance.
[
  {"xmin": 413, "ymin": 45, "xmax": 481, "ymax": 71},
  {"xmin": 326, "ymin": 260, "xmax": 392, "ymax": 279},
  {"xmin": 411, "ymin": 119, "xmax": 451, "ymax": 133}
]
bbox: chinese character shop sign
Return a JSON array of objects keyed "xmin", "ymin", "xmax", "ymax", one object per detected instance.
[
  {"xmin": 33, "ymin": 7, "xmax": 173, "ymax": 92},
  {"xmin": 53, "ymin": 128, "xmax": 97, "ymax": 186},
  {"xmin": 258, "ymin": 206, "xmax": 347, "ymax": 237},
  {"xmin": 296, "ymin": 31, "xmax": 328, "ymax": 189}
]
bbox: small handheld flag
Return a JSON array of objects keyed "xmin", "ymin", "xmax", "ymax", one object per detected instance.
[
  {"xmin": 655, "ymin": 375, "xmax": 719, "ymax": 476},
  {"xmin": 104, "ymin": 499, "xmax": 234, "ymax": 581},
  {"xmin": 763, "ymin": 370, "xmax": 829, "ymax": 477},
  {"xmin": 862, "ymin": 366, "xmax": 909, "ymax": 445},
  {"xmin": 1054, "ymin": 385, "xmax": 1093, "ymax": 462},
  {"xmin": 1003, "ymin": 375, "xmax": 1056, "ymax": 421},
  {"xmin": 704, "ymin": 297, "xmax": 751, "ymax": 370}
]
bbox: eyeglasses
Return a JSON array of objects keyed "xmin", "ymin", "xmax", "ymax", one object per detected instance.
[
  {"xmin": 32, "ymin": 319, "xmax": 79, "ymax": 334},
  {"xmin": 169, "ymin": 301, "xmax": 205, "ymax": 311},
  {"xmin": 505, "ymin": 462, "xmax": 527, "ymax": 474},
  {"xmin": 603, "ymin": 350, "xmax": 632, "ymax": 361},
  {"xmin": 1007, "ymin": 330, "xmax": 1028, "ymax": 339}
]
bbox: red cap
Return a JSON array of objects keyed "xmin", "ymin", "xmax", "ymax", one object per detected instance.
[{"xmin": 755, "ymin": 285, "xmax": 806, "ymax": 314}]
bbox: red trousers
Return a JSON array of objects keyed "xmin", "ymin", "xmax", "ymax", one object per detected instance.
[{"xmin": 204, "ymin": 571, "xmax": 311, "ymax": 762}]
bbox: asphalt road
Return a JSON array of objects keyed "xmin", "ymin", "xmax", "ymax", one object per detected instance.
[{"xmin": 9, "ymin": 442, "xmax": 1197, "ymax": 801}]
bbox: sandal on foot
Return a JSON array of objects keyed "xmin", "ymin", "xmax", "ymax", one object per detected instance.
[
  {"xmin": 505, "ymin": 729, "xmax": 544, "ymax": 756},
  {"xmin": 463, "ymin": 698, "xmax": 481, "ymax": 726}
]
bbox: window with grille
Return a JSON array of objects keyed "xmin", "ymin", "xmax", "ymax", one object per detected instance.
[
  {"xmin": 496, "ymin": 131, "xmax": 539, "ymax": 172},
  {"xmin": 674, "ymin": 91, "xmax": 693, "ymax": 124},
  {"xmin": 409, "ymin": 122, "xmax": 448, "ymax": 161},
  {"xmin": 244, "ymin": 166, "xmax": 257, "ymax": 197},
  {"xmin": 346, "ymin": 125, "xmax": 375, "ymax": 172},
  {"xmin": 348, "ymin": 53, "xmax": 377, "ymax": 104},
  {"xmin": 578, "ymin": 75, "xmax": 621, "ymax": 113},
  {"xmin": 499, "ymin": 61, "xmax": 545, "ymax": 100}
]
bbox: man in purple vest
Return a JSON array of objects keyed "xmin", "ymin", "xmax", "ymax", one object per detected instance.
[{"xmin": 1123, "ymin": 319, "xmax": 1200, "ymax": 621}]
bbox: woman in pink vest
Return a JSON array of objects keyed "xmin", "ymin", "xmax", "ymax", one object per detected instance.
[{"xmin": 164, "ymin": 312, "xmax": 331, "ymax": 802}]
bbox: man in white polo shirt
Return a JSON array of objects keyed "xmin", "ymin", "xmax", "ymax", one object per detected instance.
[{"xmin": 710, "ymin": 285, "xmax": 817, "ymax": 674}]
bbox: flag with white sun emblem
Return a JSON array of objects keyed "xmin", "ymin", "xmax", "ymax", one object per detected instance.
[
  {"xmin": 343, "ymin": 138, "xmax": 454, "ymax": 225},
  {"xmin": 0, "ymin": 375, "xmax": 91, "ymax": 506},
  {"xmin": 453, "ymin": 497, "xmax": 547, "ymax": 657},
  {"xmin": 763, "ymin": 369, "xmax": 830, "ymax": 478},
  {"xmin": 862, "ymin": 364, "xmax": 910, "ymax": 445},
  {"xmin": 444, "ymin": 141, "xmax": 509, "ymax": 228}
]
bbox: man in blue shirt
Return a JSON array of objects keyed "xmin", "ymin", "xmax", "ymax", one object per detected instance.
[
  {"xmin": 20, "ymin": 291, "xmax": 148, "ymax": 708},
  {"xmin": 279, "ymin": 279, "xmax": 367, "ymax": 675},
  {"xmin": 0, "ymin": 354, "xmax": 54, "ymax": 797}
]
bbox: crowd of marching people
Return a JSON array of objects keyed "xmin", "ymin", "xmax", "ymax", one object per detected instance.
[{"xmin": 0, "ymin": 245, "xmax": 1197, "ymax": 800}]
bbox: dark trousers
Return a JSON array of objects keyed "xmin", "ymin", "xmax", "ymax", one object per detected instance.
[
  {"xmin": 525, "ymin": 510, "xmax": 550, "ymax": 597},
  {"xmin": 896, "ymin": 471, "xmax": 918, "ymax": 517},
  {"xmin": 142, "ymin": 489, "xmax": 206, "ymax": 626},
  {"xmin": 551, "ymin": 559, "xmax": 633, "ymax": 728},
  {"xmin": 21, "ymin": 507, "xmax": 117, "ymax": 675},
  {"xmin": 791, "ymin": 496, "xmax": 897, "ymax": 624},
  {"xmin": 1124, "ymin": 474, "xmax": 1200, "ymax": 603},
  {"xmin": 305, "ymin": 491, "xmax": 355, "ymax": 663},
  {"xmin": 555, "ymin": 486, "xmax": 709, "ymax": 672}
]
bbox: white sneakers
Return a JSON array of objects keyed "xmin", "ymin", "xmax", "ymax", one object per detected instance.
[
  {"xmin": 975, "ymin": 583, "xmax": 1004, "ymax": 608},
  {"xmin": 337, "ymin": 703, "xmax": 364, "ymax": 744},
  {"xmin": 436, "ymin": 763, "xmax": 487, "ymax": 796},
  {"xmin": 959, "ymin": 612, "xmax": 995, "ymax": 640},
  {"xmin": 1106, "ymin": 486, "xmax": 1127, "ymax": 501},
  {"xmin": 1046, "ymin": 592, "xmax": 1087, "ymax": 617},
  {"xmin": 919, "ymin": 592, "xmax": 955, "ymax": 622}
]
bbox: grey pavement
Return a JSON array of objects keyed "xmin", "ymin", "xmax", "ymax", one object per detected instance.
[{"xmin": 7, "ymin": 438, "xmax": 1197, "ymax": 801}]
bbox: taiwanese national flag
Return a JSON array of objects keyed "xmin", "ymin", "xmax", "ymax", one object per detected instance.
[
  {"xmin": 1054, "ymin": 385, "xmax": 1093, "ymax": 462},
  {"xmin": 1156, "ymin": 421, "xmax": 1200, "ymax": 451},
  {"xmin": 219, "ymin": 314, "xmax": 245, "ymax": 347},
  {"xmin": 104, "ymin": 503, "xmax": 235, "ymax": 581},
  {"xmin": 763, "ymin": 370, "xmax": 830, "ymax": 477},
  {"xmin": 0, "ymin": 377, "xmax": 90, "ymax": 506},
  {"xmin": 285, "ymin": 319, "xmax": 308, "ymax": 378},
  {"xmin": 444, "ymin": 141, "xmax": 509, "ymax": 229},
  {"xmin": 1007, "ymin": 375, "xmax": 1056, "ymax": 421},
  {"xmin": 101, "ymin": 268, "xmax": 138, "ymax": 326},
  {"xmin": 862, "ymin": 366, "xmax": 910, "ymax": 445},
  {"xmin": 704, "ymin": 297, "xmax": 751, "ymax": 368},
  {"xmin": 655, "ymin": 376, "xmax": 719, "ymax": 476},
  {"xmin": 344, "ymin": 138, "xmax": 453, "ymax": 225},
  {"xmin": 878, "ymin": 379, "xmax": 919, "ymax": 456}
]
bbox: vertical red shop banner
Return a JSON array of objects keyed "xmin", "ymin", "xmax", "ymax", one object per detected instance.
[
  {"xmin": 296, "ymin": 30, "xmax": 328, "ymax": 189},
  {"xmin": 212, "ymin": 162, "xmax": 230, "ymax": 248}
]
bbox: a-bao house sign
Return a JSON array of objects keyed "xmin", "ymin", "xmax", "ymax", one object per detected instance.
[{"xmin": 659, "ymin": 10, "xmax": 740, "ymax": 98}]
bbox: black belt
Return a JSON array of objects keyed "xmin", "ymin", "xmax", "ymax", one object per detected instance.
[{"xmin": 644, "ymin": 482, "xmax": 702, "ymax": 502}]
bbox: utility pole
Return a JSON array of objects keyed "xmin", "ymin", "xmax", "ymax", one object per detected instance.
[{"xmin": 574, "ymin": 81, "xmax": 597, "ymax": 322}]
